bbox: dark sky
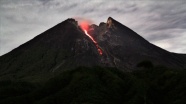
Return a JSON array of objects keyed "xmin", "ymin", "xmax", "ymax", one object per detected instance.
[{"xmin": 0, "ymin": 0, "xmax": 186, "ymax": 56}]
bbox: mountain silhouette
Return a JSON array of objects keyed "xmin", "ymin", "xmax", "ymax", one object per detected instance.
[
  {"xmin": 0, "ymin": 17, "xmax": 186, "ymax": 104},
  {"xmin": 0, "ymin": 17, "xmax": 186, "ymax": 77},
  {"xmin": 89, "ymin": 17, "xmax": 186, "ymax": 70}
]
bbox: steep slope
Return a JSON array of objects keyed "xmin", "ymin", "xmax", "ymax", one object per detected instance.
[
  {"xmin": 0, "ymin": 18, "xmax": 102, "ymax": 77},
  {"xmin": 88, "ymin": 17, "xmax": 186, "ymax": 70}
]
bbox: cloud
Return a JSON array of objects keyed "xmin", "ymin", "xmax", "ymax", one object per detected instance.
[{"xmin": 0, "ymin": 0, "xmax": 186, "ymax": 55}]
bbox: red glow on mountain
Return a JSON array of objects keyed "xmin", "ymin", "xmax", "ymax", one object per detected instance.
[
  {"xmin": 80, "ymin": 21, "xmax": 103, "ymax": 55},
  {"xmin": 80, "ymin": 21, "xmax": 89, "ymax": 30}
]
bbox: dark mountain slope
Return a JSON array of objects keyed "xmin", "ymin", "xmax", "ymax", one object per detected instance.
[
  {"xmin": 89, "ymin": 17, "xmax": 186, "ymax": 70},
  {"xmin": 0, "ymin": 19, "xmax": 102, "ymax": 77}
]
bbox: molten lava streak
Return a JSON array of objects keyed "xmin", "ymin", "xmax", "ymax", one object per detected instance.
[
  {"xmin": 80, "ymin": 21, "xmax": 103, "ymax": 55},
  {"xmin": 84, "ymin": 30, "xmax": 103, "ymax": 55}
]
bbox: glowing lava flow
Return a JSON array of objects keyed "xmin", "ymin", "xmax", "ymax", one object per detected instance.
[
  {"xmin": 84, "ymin": 30, "xmax": 103, "ymax": 55},
  {"xmin": 80, "ymin": 21, "xmax": 103, "ymax": 55}
]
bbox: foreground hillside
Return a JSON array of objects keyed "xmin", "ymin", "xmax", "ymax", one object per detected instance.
[{"xmin": 0, "ymin": 65, "xmax": 185, "ymax": 104}]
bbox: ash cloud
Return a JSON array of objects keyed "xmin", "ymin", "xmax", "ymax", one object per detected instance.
[{"xmin": 0, "ymin": 0, "xmax": 186, "ymax": 55}]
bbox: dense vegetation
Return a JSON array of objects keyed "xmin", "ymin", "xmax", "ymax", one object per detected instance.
[{"xmin": 0, "ymin": 65, "xmax": 186, "ymax": 104}]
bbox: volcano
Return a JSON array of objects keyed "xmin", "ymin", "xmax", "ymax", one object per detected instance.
[
  {"xmin": 0, "ymin": 17, "xmax": 186, "ymax": 77},
  {"xmin": 1, "ymin": 17, "xmax": 186, "ymax": 104}
]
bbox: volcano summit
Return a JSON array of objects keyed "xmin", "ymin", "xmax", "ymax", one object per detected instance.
[{"xmin": 0, "ymin": 17, "xmax": 186, "ymax": 76}]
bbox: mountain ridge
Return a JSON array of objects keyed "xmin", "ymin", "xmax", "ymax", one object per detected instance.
[
  {"xmin": 0, "ymin": 17, "xmax": 185, "ymax": 77},
  {"xmin": 88, "ymin": 17, "xmax": 186, "ymax": 70}
]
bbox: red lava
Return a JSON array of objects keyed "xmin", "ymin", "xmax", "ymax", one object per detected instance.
[{"xmin": 80, "ymin": 21, "xmax": 103, "ymax": 55}]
